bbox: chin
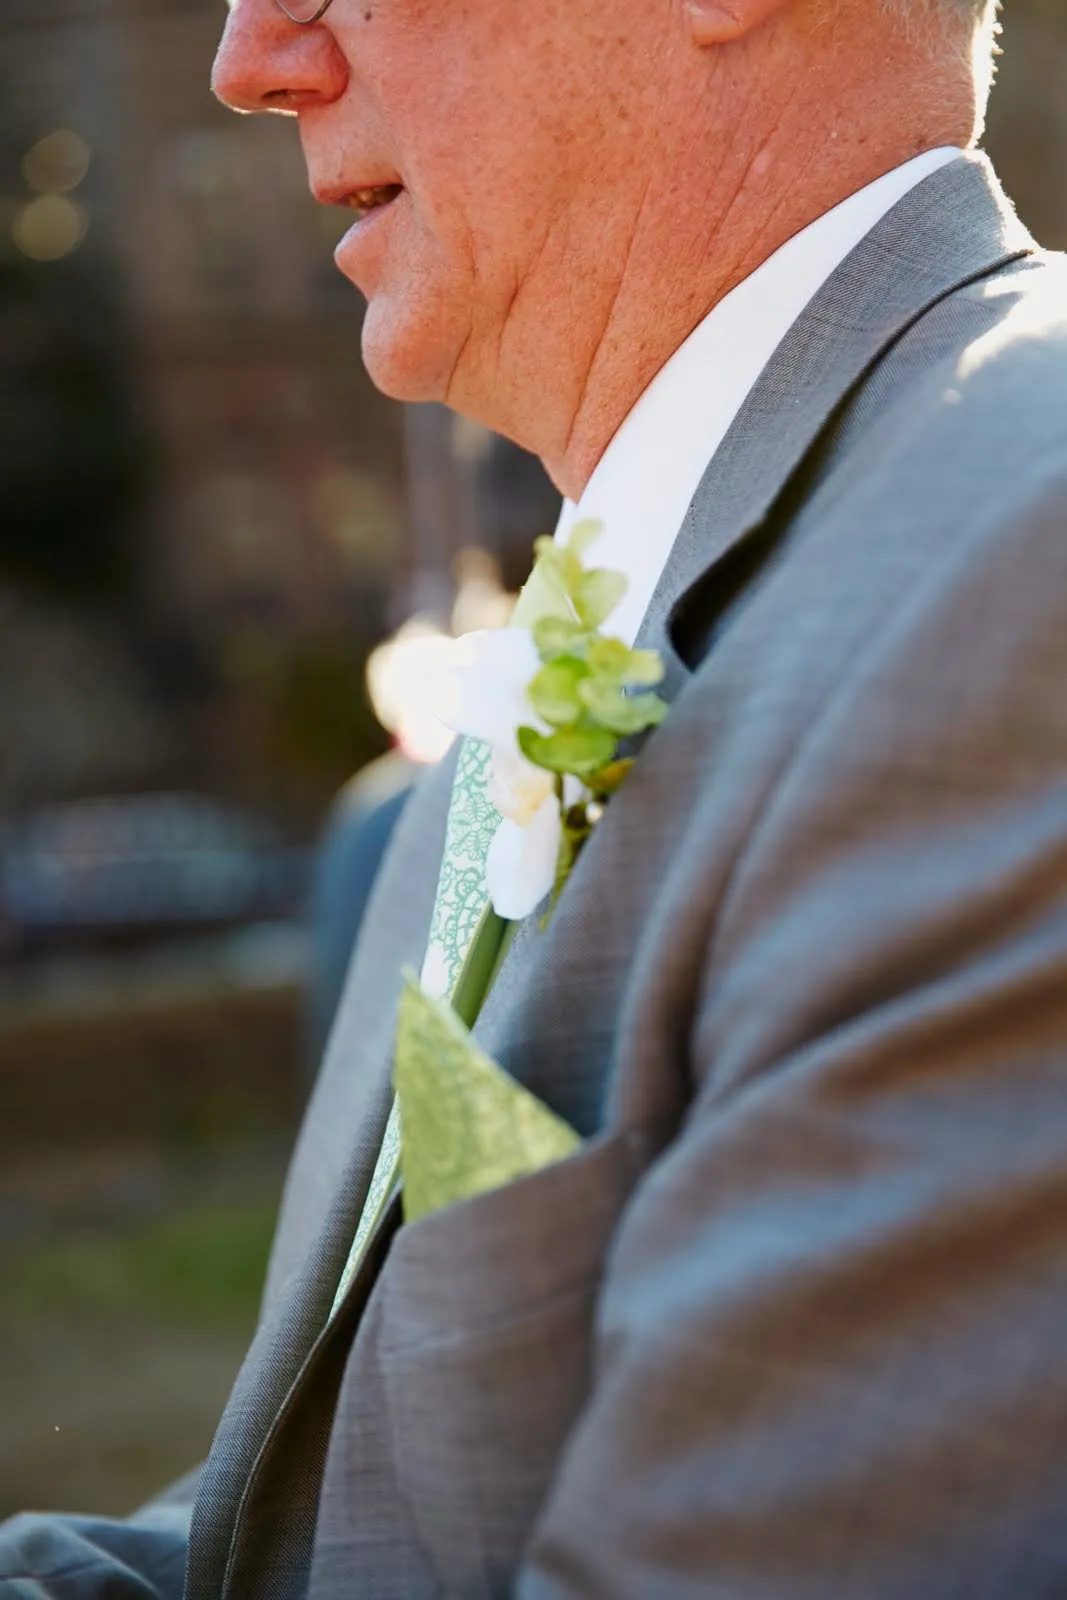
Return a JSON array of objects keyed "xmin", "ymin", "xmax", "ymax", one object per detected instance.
[{"xmin": 359, "ymin": 292, "xmax": 462, "ymax": 406}]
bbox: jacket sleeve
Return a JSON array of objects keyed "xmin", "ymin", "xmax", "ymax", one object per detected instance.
[
  {"xmin": 0, "ymin": 1469, "xmax": 198, "ymax": 1600},
  {"xmin": 518, "ymin": 474, "xmax": 1067, "ymax": 1598}
]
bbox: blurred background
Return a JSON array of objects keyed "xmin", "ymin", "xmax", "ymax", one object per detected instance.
[{"xmin": 0, "ymin": 0, "xmax": 1063, "ymax": 1521}]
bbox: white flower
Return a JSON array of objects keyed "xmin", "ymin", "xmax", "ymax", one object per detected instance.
[
  {"xmin": 433, "ymin": 627, "xmax": 562, "ymax": 920},
  {"xmin": 365, "ymin": 618, "xmax": 458, "ymax": 765},
  {"xmin": 433, "ymin": 627, "xmax": 541, "ymax": 746},
  {"xmin": 485, "ymin": 789, "xmax": 562, "ymax": 921}
]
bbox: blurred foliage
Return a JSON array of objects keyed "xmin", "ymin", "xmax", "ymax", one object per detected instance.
[
  {"xmin": 5, "ymin": 1195, "xmax": 276, "ymax": 1330},
  {"xmin": 0, "ymin": 1185, "xmax": 280, "ymax": 1517}
]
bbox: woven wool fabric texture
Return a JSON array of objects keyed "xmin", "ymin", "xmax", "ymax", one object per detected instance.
[{"xmin": 6, "ymin": 153, "xmax": 1067, "ymax": 1600}]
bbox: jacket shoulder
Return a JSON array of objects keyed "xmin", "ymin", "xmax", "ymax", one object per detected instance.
[
  {"xmin": 822, "ymin": 249, "xmax": 1067, "ymax": 509},
  {"xmin": 951, "ymin": 248, "xmax": 1067, "ymax": 398}
]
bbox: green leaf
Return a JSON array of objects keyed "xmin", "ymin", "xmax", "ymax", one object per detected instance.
[
  {"xmin": 532, "ymin": 536, "xmax": 585, "ymax": 599},
  {"xmin": 586, "ymin": 637, "xmax": 666, "ymax": 688},
  {"xmin": 533, "ymin": 615, "xmax": 588, "ymax": 661},
  {"xmin": 574, "ymin": 568, "xmax": 627, "ymax": 630},
  {"xmin": 621, "ymin": 647, "xmax": 665, "ymax": 688},
  {"xmin": 518, "ymin": 722, "xmax": 617, "ymax": 777},
  {"xmin": 585, "ymin": 758, "xmax": 634, "ymax": 796},
  {"xmin": 564, "ymin": 518, "xmax": 603, "ymax": 560},
  {"xmin": 585, "ymin": 636, "xmax": 632, "ymax": 682},
  {"xmin": 623, "ymin": 691, "xmax": 670, "ymax": 732},
  {"xmin": 526, "ymin": 656, "xmax": 589, "ymax": 728},
  {"xmin": 578, "ymin": 680, "xmax": 670, "ymax": 736},
  {"xmin": 531, "ymin": 539, "xmax": 573, "ymax": 602}
]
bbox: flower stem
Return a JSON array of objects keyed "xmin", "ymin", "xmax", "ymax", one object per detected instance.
[{"xmin": 451, "ymin": 904, "xmax": 510, "ymax": 1030}]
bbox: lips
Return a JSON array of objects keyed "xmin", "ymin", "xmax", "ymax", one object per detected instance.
[{"xmin": 312, "ymin": 172, "xmax": 406, "ymax": 285}]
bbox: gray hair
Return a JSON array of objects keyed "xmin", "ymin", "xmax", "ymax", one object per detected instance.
[
  {"xmin": 895, "ymin": 0, "xmax": 996, "ymax": 21},
  {"xmin": 879, "ymin": 0, "xmax": 1001, "ymax": 107},
  {"xmin": 877, "ymin": 0, "xmax": 999, "ymax": 43}
]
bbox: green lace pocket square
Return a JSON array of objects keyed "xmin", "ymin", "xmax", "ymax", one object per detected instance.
[{"xmin": 395, "ymin": 970, "xmax": 581, "ymax": 1223}]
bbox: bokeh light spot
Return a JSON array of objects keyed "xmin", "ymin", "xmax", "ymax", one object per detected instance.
[
  {"xmin": 13, "ymin": 195, "xmax": 88, "ymax": 262},
  {"xmin": 22, "ymin": 129, "xmax": 91, "ymax": 196}
]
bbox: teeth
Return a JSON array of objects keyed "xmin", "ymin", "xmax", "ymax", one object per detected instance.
[{"xmin": 347, "ymin": 184, "xmax": 401, "ymax": 214}]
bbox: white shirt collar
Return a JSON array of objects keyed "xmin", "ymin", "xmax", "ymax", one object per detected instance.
[{"xmin": 555, "ymin": 147, "xmax": 963, "ymax": 648}]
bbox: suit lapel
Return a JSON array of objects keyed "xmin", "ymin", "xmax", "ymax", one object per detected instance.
[
  {"xmin": 473, "ymin": 155, "xmax": 1034, "ymax": 1134},
  {"xmin": 634, "ymin": 153, "xmax": 1033, "ymax": 677},
  {"xmin": 185, "ymin": 753, "xmax": 456, "ymax": 1600}
]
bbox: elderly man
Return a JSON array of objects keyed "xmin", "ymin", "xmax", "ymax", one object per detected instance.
[{"xmin": 6, "ymin": 0, "xmax": 1067, "ymax": 1595}]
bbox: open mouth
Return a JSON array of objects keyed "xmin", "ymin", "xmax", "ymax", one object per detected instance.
[{"xmin": 343, "ymin": 184, "xmax": 403, "ymax": 222}]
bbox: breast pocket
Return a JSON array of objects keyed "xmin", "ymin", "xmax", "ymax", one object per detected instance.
[{"xmin": 377, "ymin": 1126, "xmax": 646, "ymax": 1599}]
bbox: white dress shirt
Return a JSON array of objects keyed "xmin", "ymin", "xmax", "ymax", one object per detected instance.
[{"xmin": 554, "ymin": 147, "xmax": 962, "ymax": 650}]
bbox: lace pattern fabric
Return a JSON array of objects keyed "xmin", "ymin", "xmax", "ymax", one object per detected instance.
[{"xmin": 329, "ymin": 734, "xmax": 495, "ymax": 1320}]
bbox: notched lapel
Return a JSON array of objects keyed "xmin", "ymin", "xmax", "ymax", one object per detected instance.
[
  {"xmin": 471, "ymin": 156, "xmax": 1035, "ymax": 1153},
  {"xmin": 185, "ymin": 753, "xmax": 456, "ymax": 1600},
  {"xmin": 635, "ymin": 154, "xmax": 1033, "ymax": 677}
]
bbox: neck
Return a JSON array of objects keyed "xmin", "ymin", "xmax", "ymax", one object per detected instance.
[
  {"xmin": 552, "ymin": 135, "xmax": 959, "ymax": 500},
  {"xmin": 508, "ymin": 31, "xmax": 978, "ymax": 500}
]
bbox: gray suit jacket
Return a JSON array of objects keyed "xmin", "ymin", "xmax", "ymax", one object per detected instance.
[{"xmin": 6, "ymin": 152, "xmax": 1067, "ymax": 1599}]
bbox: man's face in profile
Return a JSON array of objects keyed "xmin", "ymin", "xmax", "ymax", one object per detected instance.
[{"xmin": 215, "ymin": 0, "xmax": 658, "ymax": 435}]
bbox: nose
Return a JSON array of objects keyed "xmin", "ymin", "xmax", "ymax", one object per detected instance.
[{"xmin": 212, "ymin": 0, "xmax": 348, "ymax": 114}]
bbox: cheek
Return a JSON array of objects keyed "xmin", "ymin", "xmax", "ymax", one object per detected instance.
[
  {"xmin": 335, "ymin": 1, "xmax": 613, "ymax": 399},
  {"xmin": 410, "ymin": 122, "xmax": 573, "ymax": 331},
  {"xmin": 352, "ymin": 198, "xmax": 477, "ymax": 400},
  {"xmin": 376, "ymin": 28, "xmax": 571, "ymax": 285}
]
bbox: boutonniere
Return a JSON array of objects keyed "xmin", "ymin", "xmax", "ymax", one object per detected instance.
[
  {"xmin": 442, "ymin": 520, "xmax": 668, "ymax": 922},
  {"xmin": 385, "ymin": 522, "xmax": 668, "ymax": 1231}
]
